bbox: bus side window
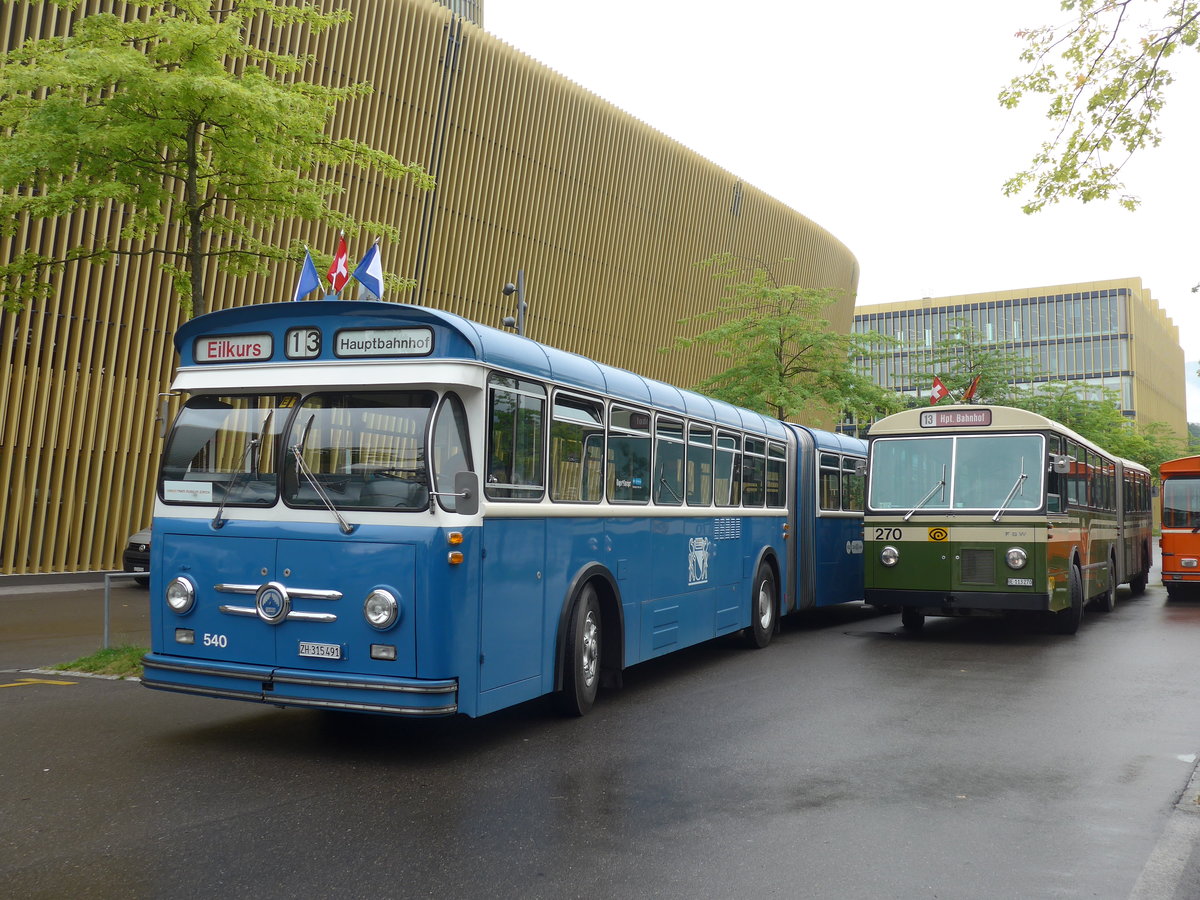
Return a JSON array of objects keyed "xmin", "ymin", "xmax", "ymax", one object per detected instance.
[
  {"xmin": 431, "ymin": 392, "xmax": 472, "ymax": 513},
  {"xmin": 842, "ymin": 456, "xmax": 864, "ymax": 512},
  {"xmin": 654, "ymin": 417, "xmax": 685, "ymax": 506},
  {"xmin": 714, "ymin": 432, "xmax": 740, "ymax": 507},
  {"xmin": 486, "ymin": 374, "xmax": 545, "ymax": 501},
  {"xmin": 819, "ymin": 453, "xmax": 840, "ymax": 511},
  {"xmin": 766, "ymin": 442, "xmax": 787, "ymax": 507},
  {"xmin": 687, "ymin": 424, "xmax": 714, "ymax": 506},
  {"xmin": 607, "ymin": 407, "xmax": 650, "ymax": 503},
  {"xmin": 550, "ymin": 392, "xmax": 604, "ymax": 503},
  {"xmin": 742, "ymin": 437, "xmax": 766, "ymax": 507}
]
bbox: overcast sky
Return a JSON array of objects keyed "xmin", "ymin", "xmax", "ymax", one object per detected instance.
[{"xmin": 485, "ymin": 0, "xmax": 1200, "ymax": 419}]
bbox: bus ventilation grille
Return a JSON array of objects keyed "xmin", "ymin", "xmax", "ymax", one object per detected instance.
[{"xmin": 960, "ymin": 549, "xmax": 995, "ymax": 585}]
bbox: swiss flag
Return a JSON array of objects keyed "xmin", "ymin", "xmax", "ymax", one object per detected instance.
[
  {"xmin": 327, "ymin": 232, "xmax": 349, "ymax": 294},
  {"xmin": 930, "ymin": 376, "xmax": 949, "ymax": 405}
]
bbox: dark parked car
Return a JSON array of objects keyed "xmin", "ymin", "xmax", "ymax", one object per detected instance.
[{"xmin": 122, "ymin": 527, "xmax": 150, "ymax": 587}]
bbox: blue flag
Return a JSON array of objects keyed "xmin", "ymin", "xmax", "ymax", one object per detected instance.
[
  {"xmin": 352, "ymin": 240, "xmax": 384, "ymax": 300},
  {"xmin": 293, "ymin": 248, "xmax": 322, "ymax": 301}
]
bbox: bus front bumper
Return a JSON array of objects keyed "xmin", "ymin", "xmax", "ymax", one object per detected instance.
[
  {"xmin": 864, "ymin": 588, "xmax": 1053, "ymax": 615},
  {"xmin": 141, "ymin": 653, "xmax": 459, "ymax": 717}
]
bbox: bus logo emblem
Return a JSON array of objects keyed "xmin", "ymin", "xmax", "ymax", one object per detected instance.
[
  {"xmin": 255, "ymin": 582, "xmax": 291, "ymax": 625},
  {"xmin": 688, "ymin": 537, "xmax": 711, "ymax": 585},
  {"xmin": 928, "ymin": 527, "xmax": 949, "ymax": 542}
]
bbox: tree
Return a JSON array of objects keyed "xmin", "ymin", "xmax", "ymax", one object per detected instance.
[
  {"xmin": 909, "ymin": 318, "xmax": 1040, "ymax": 406},
  {"xmin": 662, "ymin": 254, "xmax": 902, "ymax": 425},
  {"xmin": 1000, "ymin": 0, "xmax": 1200, "ymax": 216},
  {"xmin": 0, "ymin": 0, "xmax": 433, "ymax": 316},
  {"xmin": 1018, "ymin": 380, "xmax": 1184, "ymax": 469}
]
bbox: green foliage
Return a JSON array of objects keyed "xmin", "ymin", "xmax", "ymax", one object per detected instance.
[
  {"xmin": 1016, "ymin": 379, "xmax": 1184, "ymax": 469},
  {"xmin": 662, "ymin": 254, "xmax": 903, "ymax": 425},
  {"xmin": 911, "ymin": 318, "xmax": 1040, "ymax": 406},
  {"xmin": 0, "ymin": 0, "xmax": 433, "ymax": 316},
  {"xmin": 1001, "ymin": 0, "xmax": 1200, "ymax": 215}
]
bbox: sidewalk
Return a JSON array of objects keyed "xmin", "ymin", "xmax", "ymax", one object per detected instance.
[{"xmin": 0, "ymin": 574, "xmax": 151, "ymax": 671}]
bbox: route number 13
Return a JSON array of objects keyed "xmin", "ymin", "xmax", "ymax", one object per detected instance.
[{"xmin": 286, "ymin": 327, "xmax": 321, "ymax": 359}]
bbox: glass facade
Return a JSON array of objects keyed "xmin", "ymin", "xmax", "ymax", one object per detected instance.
[
  {"xmin": 436, "ymin": 0, "xmax": 482, "ymax": 25},
  {"xmin": 853, "ymin": 289, "xmax": 1135, "ymax": 415}
]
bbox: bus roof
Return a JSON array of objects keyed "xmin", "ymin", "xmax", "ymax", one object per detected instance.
[
  {"xmin": 173, "ymin": 300, "xmax": 787, "ymax": 440},
  {"xmin": 1160, "ymin": 456, "xmax": 1200, "ymax": 477},
  {"xmin": 867, "ymin": 404, "xmax": 1149, "ymax": 475}
]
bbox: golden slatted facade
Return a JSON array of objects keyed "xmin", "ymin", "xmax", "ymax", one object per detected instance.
[{"xmin": 0, "ymin": 0, "xmax": 859, "ymax": 575}]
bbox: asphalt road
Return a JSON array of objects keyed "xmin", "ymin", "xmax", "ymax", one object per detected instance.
[{"xmin": 4, "ymin": 574, "xmax": 1200, "ymax": 899}]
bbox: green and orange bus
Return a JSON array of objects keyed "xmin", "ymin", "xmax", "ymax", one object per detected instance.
[
  {"xmin": 863, "ymin": 405, "xmax": 1152, "ymax": 633},
  {"xmin": 1160, "ymin": 455, "xmax": 1200, "ymax": 599}
]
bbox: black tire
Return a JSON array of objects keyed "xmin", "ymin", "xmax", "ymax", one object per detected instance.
[
  {"xmin": 555, "ymin": 585, "xmax": 601, "ymax": 717},
  {"xmin": 1093, "ymin": 558, "xmax": 1116, "ymax": 613},
  {"xmin": 1128, "ymin": 570, "xmax": 1148, "ymax": 596},
  {"xmin": 1051, "ymin": 565, "xmax": 1084, "ymax": 635},
  {"xmin": 745, "ymin": 563, "xmax": 777, "ymax": 649},
  {"xmin": 134, "ymin": 575, "xmax": 149, "ymax": 588},
  {"xmin": 901, "ymin": 608, "xmax": 925, "ymax": 631},
  {"xmin": 1166, "ymin": 583, "xmax": 1181, "ymax": 602}
]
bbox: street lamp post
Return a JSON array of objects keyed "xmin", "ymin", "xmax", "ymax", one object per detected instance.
[{"xmin": 501, "ymin": 269, "xmax": 527, "ymax": 336}]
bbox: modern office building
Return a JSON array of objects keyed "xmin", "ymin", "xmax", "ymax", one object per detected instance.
[
  {"xmin": 0, "ymin": 0, "xmax": 858, "ymax": 574},
  {"xmin": 852, "ymin": 277, "xmax": 1187, "ymax": 437}
]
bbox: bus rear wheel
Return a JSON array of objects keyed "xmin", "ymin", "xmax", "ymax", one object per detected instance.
[
  {"xmin": 555, "ymin": 585, "xmax": 601, "ymax": 717},
  {"xmin": 744, "ymin": 563, "xmax": 777, "ymax": 649},
  {"xmin": 1051, "ymin": 565, "xmax": 1084, "ymax": 635}
]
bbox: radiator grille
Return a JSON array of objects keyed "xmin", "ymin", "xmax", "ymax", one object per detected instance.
[{"xmin": 960, "ymin": 549, "xmax": 996, "ymax": 585}]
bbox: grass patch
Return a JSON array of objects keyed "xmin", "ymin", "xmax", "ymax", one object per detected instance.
[{"xmin": 54, "ymin": 645, "xmax": 147, "ymax": 679}]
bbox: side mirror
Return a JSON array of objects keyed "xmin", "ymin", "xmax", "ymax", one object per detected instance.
[
  {"xmin": 1052, "ymin": 455, "xmax": 1071, "ymax": 475},
  {"xmin": 454, "ymin": 470, "xmax": 479, "ymax": 516},
  {"xmin": 855, "ymin": 459, "xmax": 867, "ymax": 476}
]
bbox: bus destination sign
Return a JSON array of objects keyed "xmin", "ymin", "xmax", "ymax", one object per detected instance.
[
  {"xmin": 920, "ymin": 409, "xmax": 992, "ymax": 428},
  {"xmin": 195, "ymin": 333, "xmax": 273, "ymax": 364},
  {"xmin": 335, "ymin": 327, "xmax": 433, "ymax": 358}
]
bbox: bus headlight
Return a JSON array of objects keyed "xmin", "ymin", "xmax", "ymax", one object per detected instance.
[
  {"xmin": 363, "ymin": 589, "xmax": 399, "ymax": 630},
  {"xmin": 880, "ymin": 546, "xmax": 900, "ymax": 567},
  {"xmin": 165, "ymin": 577, "xmax": 196, "ymax": 615},
  {"xmin": 1005, "ymin": 547, "xmax": 1028, "ymax": 570}
]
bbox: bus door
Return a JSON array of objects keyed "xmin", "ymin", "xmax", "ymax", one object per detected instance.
[{"xmin": 479, "ymin": 518, "xmax": 546, "ymax": 709}]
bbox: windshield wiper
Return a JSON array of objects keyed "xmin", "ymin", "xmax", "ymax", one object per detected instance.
[
  {"xmin": 903, "ymin": 466, "xmax": 946, "ymax": 521},
  {"xmin": 993, "ymin": 461, "xmax": 1028, "ymax": 522},
  {"xmin": 212, "ymin": 411, "xmax": 272, "ymax": 530},
  {"xmin": 290, "ymin": 413, "xmax": 354, "ymax": 535}
]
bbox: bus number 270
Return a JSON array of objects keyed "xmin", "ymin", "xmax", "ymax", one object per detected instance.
[{"xmin": 873, "ymin": 527, "xmax": 902, "ymax": 541}]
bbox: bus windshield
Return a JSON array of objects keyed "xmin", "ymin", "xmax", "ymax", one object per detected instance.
[
  {"xmin": 1163, "ymin": 476, "xmax": 1200, "ymax": 528},
  {"xmin": 869, "ymin": 433, "xmax": 1045, "ymax": 513},
  {"xmin": 161, "ymin": 394, "xmax": 297, "ymax": 506},
  {"xmin": 282, "ymin": 390, "xmax": 437, "ymax": 511}
]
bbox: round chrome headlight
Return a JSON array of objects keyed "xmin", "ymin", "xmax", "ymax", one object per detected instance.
[
  {"xmin": 165, "ymin": 577, "xmax": 195, "ymax": 614},
  {"xmin": 1005, "ymin": 547, "xmax": 1028, "ymax": 570},
  {"xmin": 363, "ymin": 589, "xmax": 399, "ymax": 630},
  {"xmin": 880, "ymin": 545, "xmax": 900, "ymax": 567}
]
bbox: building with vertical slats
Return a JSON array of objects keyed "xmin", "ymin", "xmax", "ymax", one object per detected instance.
[{"xmin": 0, "ymin": 0, "xmax": 860, "ymax": 574}]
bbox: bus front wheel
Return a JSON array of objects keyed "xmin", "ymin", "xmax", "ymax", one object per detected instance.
[
  {"xmin": 555, "ymin": 585, "xmax": 601, "ymax": 717},
  {"xmin": 1051, "ymin": 566, "xmax": 1084, "ymax": 635},
  {"xmin": 901, "ymin": 608, "xmax": 925, "ymax": 631},
  {"xmin": 744, "ymin": 563, "xmax": 777, "ymax": 649}
]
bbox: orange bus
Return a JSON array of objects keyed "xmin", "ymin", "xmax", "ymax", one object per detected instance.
[{"xmin": 1160, "ymin": 456, "xmax": 1200, "ymax": 599}]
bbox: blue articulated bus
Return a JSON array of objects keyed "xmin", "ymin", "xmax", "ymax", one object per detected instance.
[{"xmin": 141, "ymin": 300, "xmax": 865, "ymax": 718}]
